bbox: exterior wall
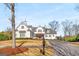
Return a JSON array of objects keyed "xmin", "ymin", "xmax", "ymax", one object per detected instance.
[
  {"xmin": 16, "ymin": 23, "xmax": 57, "ymax": 39},
  {"xmin": 34, "ymin": 27, "xmax": 45, "ymax": 34},
  {"xmin": 16, "ymin": 24, "xmax": 31, "ymax": 38},
  {"xmin": 16, "ymin": 31, "xmax": 20, "ymax": 38},
  {"xmin": 16, "ymin": 31, "xmax": 32, "ymax": 38},
  {"xmin": 17, "ymin": 24, "xmax": 28, "ymax": 31},
  {"xmin": 25, "ymin": 31, "xmax": 31, "ymax": 38},
  {"xmin": 30, "ymin": 31, "xmax": 34, "ymax": 38},
  {"xmin": 36, "ymin": 27, "xmax": 44, "ymax": 32},
  {"xmin": 44, "ymin": 34, "xmax": 56, "ymax": 39}
]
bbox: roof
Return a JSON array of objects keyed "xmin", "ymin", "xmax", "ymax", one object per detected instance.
[
  {"xmin": 16, "ymin": 21, "xmax": 57, "ymax": 34},
  {"xmin": 45, "ymin": 28, "xmax": 56, "ymax": 34},
  {"xmin": 32, "ymin": 27, "xmax": 37, "ymax": 32},
  {"xmin": 16, "ymin": 21, "xmax": 32, "ymax": 29}
]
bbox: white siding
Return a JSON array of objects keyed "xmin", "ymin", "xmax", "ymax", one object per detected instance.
[
  {"xmin": 34, "ymin": 27, "xmax": 45, "ymax": 34},
  {"xmin": 16, "ymin": 31, "xmax": 32, "ymax": 38},
  {"xmin": 17, "ymin": 25, "xmax": 28, "ymax": 31},
  {"xmin": 44, "ymin": 34, "xmax": 56, "ymax": 39},
  {"xmin": 16, "ymin": 23, "xmax": 57, "ymax": 39},
  {"xmin": 16, "ymin": 24, "xmax": 32, "ymax": 38},
  {"xmin": 16, "ymin": 31, "xmax": 20, "ymax": 38},
  {"xmin": 25, "ymin": 31, "xmax": 30, "ymax": 38}
]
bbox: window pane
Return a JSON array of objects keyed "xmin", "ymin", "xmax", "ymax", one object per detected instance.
[
  {"xmin": 49, "ymin": 35, "xmax": 51, "ymax": 37},
  {"xmin": 21, "ymin": 26, "xmax": 24, "ymax": 29},
  {"xmin": 20, "ymin": 33, "xmax": 25, "ymax": 38},
  {"xmin": 38, "ymin": 29, "xmax": 42, "ymax": 32},
  {"xmin": 19, "ymin": 31, "xmax": 26, "ymax": 38}
]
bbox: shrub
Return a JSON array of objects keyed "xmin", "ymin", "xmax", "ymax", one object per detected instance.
[
  {"xmin": 76, "ymin": 34, "xmax": 79, "ymax": 41},
  {"xmin": 64, "ymin": 36, "xmax": 77, "ymax": 42},
  {"xmin": 0, "ymin": 34, "xmax": 9, "ymax": 40}
]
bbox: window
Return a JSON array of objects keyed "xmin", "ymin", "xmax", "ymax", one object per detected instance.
[
  {"xmin": 47, "ymin": 30, "xmax": 50, "ymax": 33},
  {"xmin": 20, "ymin": 33, "xmax": 25, "ymax": 38},
  {"xmin": 38, "ymin": 29, "xmax": 42, "ymax": 32},
  {"xmin": 49, "ymin": 35, "xmax": 51, "ymax": 37},
  {"xmin": 21, "ymin": 26, "xmax": 24, "ymax": 29},
  {"xmin": 45, "ymin": 34, "xmax": 51, "ymax": 37},
  {"xmin": 19, "ymin": 31, "xmax": 26, "ymax": 38}
]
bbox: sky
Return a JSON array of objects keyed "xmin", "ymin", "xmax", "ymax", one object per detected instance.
[{"xmin": 0, "ymin": 3, "xmax": 79, "ymax": 36}]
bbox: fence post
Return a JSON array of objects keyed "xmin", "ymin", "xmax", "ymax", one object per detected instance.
[{"xmin": 42, "ymin": 36, "xmax": 45, "ymax": 55}]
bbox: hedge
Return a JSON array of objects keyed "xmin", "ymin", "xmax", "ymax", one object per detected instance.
[
  {"xmin": 64, "ymin": 34, "xmax": 79, "ymax": 42},
  {"xmin": 0, "ymin": 34, "xmax": 11, "ymax": 41}
]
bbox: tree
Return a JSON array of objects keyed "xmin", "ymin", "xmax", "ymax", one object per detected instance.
[
  {"xmin": 62, "ymin": 19, "xmax": 73, "ymax": 36},
  {"xmin": 75, "ymin": 4, "xmax": 79, "ymax": 12},
  {"xmin": 49, "ymin": 20, "xmax": 59, "ymax": 33},
  {"xmin": 72, "ymin": 24, "xmax": 79, "ymax": 35},
  {"xmin": 6, "ymin": 27, "xmax": 12, "ymax": 32},
  {"xmin": 5, "ymin": 3, "xmax": 16, "ymax": 48},
  {"xmin": 4, "ymin": 27, "xmax": 12, "ymax": 40},
  {"xmin": 73, "ymin": 5, "xmax": 79, "ymax": 35}
]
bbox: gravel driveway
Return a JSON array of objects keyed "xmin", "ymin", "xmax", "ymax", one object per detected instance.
[{"xmin": 48, "ymin": 40, "xmax": 79, "ymax": 56}]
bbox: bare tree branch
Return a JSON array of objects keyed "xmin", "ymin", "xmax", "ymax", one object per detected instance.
[{"xmin": 4, "ymin": 3, "xmax": 11, "ymax": 10}]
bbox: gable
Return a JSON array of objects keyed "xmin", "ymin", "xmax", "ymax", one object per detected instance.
[
  {"xmin": 36, "ymin": 27, "xmax": 44, "ymax": 32},
  {"xmin": 17, "ymin": 24, "xmax": 28, "ymax": 31},
  {"xmin": 16, "ymin": 21, "xmax": 57, "ymax": 34}
]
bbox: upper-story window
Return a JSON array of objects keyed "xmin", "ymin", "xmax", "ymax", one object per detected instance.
[
  {"xmin": 47, "ymin": 30, "xmax": 50, "ymax": 33},
  {"xmin": 21, "ymin": 26, "xmax": 24, "ymax": 29},
  {"xmin": 49, "ymin": 34, "xmax": 51, "ymax": 37},
  {"xmin": 38, "ymin": 29, "xmax": 42, "ymax": 32}
]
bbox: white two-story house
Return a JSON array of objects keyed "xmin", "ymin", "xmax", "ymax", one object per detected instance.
[{"xmin": 15, "ymin": 21, "xmax": 57, "ymax": 39}]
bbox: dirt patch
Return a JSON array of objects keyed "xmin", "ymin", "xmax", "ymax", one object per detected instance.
[
  {"xmin": 68, "ymin": 42, "xmax": 79, "ymax": 46},
  {"xmin": 71, "ymin": 42, "xmax": 79, "ymax": 45},
  {"xmin": 0, "ymin": 40, "xmax": 43, "ymax": 47},
  {"xmin": 16, "ymin": 47, "xmax": 54, "ymax": 56},
  {"xmin": 0, "ymin": 47, "xmax": 28, "ymax": 56},
  {"xmin": 0, "ymin": 40, "xmax": 54, "ymax": 56}
]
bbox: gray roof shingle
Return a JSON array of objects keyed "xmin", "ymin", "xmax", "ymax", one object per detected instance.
[{"xmin": 16, "ymin": 21, "xmax": 56, "ymax": 34}]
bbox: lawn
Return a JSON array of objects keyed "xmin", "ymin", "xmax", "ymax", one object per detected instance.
[
  {"xmin": 0, "ymin": 39, "xmax": 42, "ymax": 47},
  {"xmin": 0, "ymin": 39, "xmax": 55, "ymax": 56}
]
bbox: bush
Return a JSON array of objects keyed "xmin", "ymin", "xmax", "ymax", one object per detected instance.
[
  {"xmin": 64, "ymin": 36, "xmax": 77, "ymax": 42},
  {"xmin": 0, "ymin": 34, "xmax": 10, "ymax": 40},
  {"xmin": 76, "ymin": 34, "xmax": 79, "ymax": 41}
]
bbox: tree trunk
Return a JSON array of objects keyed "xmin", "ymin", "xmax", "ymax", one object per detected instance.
[{"xmin": 11, "ymin": 3, "xmax": 16, "ymax": 48}]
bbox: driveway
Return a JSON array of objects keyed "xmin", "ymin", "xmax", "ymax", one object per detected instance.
[{"xmin": 48, "ymin": 40, "xmax": 79, "ymax": 56}]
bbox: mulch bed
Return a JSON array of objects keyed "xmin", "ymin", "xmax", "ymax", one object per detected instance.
[{"xmin": 0, "ymin": 47, "xmax": 28, "ymax": 56}]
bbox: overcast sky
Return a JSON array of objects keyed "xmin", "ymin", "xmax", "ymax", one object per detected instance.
[{"xmin": 0, "ymin": 3, "xmax": 79, "ymax": 36}]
